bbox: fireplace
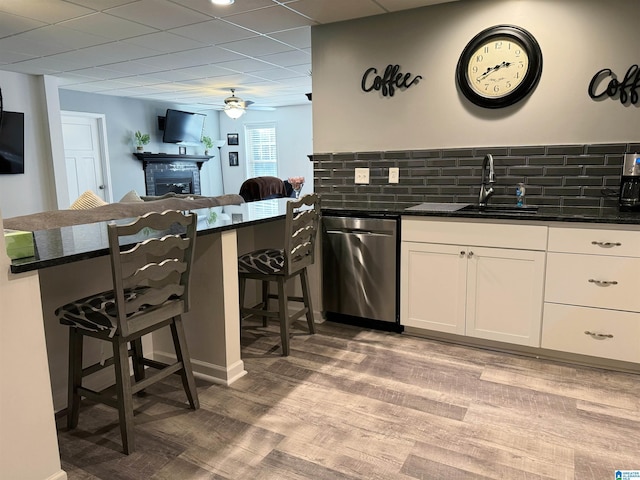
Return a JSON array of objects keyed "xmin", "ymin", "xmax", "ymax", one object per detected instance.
[
  {"xmin": 134, "ymin": 152, "xmax": 212, "ymax": 196},
  {"xmin": 154, "ymin": 175, "xmax": 193, "ymax": 195}
]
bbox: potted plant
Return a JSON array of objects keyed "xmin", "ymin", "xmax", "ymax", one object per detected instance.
[
  {"xmin": 201, "ymin": 135, "xmax": 214, "ymax": 155},
  {"xmin": 134, "ymin": 131, "xmax": 150, "ymax": 152}
]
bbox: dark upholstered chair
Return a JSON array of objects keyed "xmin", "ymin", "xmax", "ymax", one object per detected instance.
[
  {"xmin": 56, "ymin": 210, "xmax": 199, "ymax": 454},
  {"xmin": 238, "ymin": 193, "xmax": 320, "ymax": 355},
  {"xmin": 239, "ymin": 176, "xmax": 287, "ymax": 202}
]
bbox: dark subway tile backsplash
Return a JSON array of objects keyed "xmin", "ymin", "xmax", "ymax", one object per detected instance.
[{"xmin": 314, "ymin": 143, "xmax": 637, "ymax": 208}]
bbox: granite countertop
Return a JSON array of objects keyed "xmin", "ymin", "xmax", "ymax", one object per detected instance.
[
  {"xmin": 322, "ymin": 201, "xmax": 640, "ymax": 225},
  {"xmin": 9, "ymin": 199, "xmax": 294, "ymax": 274},
  {"xmin": 10, "ymin": 197, "xmax": 640, "ymax": 274}
]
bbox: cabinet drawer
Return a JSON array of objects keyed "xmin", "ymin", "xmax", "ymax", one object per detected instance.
[
  {"xmin": 402, "ymin": 218, "xmax": 547, "ymax": 250},
  {"xmin": 548, "ymin": 226, "xmax": 640, "ymax": 257},
  {"xmin": 545, "ymin": 252, "xmax": 640, "ymax": 312},
  {"xmin": 542, "ymin": 303, "xmax": 640, "ymax": 363}
]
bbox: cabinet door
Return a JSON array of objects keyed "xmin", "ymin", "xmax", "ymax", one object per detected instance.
[
  {"xmin": 400, "ymin": 242, "xmax": 466, "ymax": 334},
  {"xmin": 466, "ymin": 247, "xmax": 545, "ymax": 347}
]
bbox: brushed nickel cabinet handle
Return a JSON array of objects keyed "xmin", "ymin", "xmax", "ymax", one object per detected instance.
[
  {"xmin": 588, "ymin": 279, "xmax": 618, "ymax": 286},
  {"xmin": 460, "ymin": 250, "xmax": 466, "ymax": 256},
  {"xmin": 467, "ymin": 251, "xmax": 474, "ymax": 258},
  {"xmin": 584, "ymin": 331, "xmax": 614, "ymax": 339},
  {"xmin": 591, "ymin": 241, "xmax": 621, "ymax": 248}
]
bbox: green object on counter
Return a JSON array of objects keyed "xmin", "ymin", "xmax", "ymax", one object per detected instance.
[{"xmin": 4, "ymin": 229, "xmax": 35, "ymax": 259}]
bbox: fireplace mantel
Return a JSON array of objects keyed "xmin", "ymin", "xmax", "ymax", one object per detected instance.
[
  {"xmin": 134, "ymin": 152, "xmax": 213, "ymax": 196},
  {"xmin": 134, "ymin": 152, "xmax": 213, "ymax": 170}
]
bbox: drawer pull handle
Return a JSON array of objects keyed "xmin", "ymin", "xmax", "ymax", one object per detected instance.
[
  {"xmin": 584, "ymin": 331, "xmax": 614, "ymax": 339},
  {"xmin": 588, "ymin": 279, "xmax": 618, "ymax": 286},
  {"xmin": 591, "ymin": 241, "xmax": 622, "ymax": 248}
]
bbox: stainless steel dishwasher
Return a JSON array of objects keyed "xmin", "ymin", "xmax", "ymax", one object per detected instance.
[{"xmin": 322, "ymin": 215, "xmax": 399, "ymax": 327}]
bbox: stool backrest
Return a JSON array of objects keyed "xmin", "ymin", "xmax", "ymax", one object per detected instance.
[
  {"xmin": 283, "ymin": 193, "xmax": 320, "ymax": 276},
  {"xmin": 107, "ymin": 210, "xmax": 197, "ymax": 337}
]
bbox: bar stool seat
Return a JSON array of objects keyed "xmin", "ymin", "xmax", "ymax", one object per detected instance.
[
  {"xmin": 56, "ymin": 210, "xmax": 200, "ymax": 455},
  {"xmin": 238, "ymin": 193, "xmax": 320, "ymax": 355}
]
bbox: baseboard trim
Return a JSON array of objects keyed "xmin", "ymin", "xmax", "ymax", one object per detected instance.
[
  {"xmin": 47, "ymin": 469, "xmax": 68, "ymax": 480},
  {"xmin": 153, "ymin": 351, "xmax": 247, "ymax": 386}
]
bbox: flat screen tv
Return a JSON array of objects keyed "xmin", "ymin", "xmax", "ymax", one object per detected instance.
[
  {"xmin": 0, "ymin": 111, "xmax": 25, "ymax": 174},
  {"xmin": 162, "ymin": 109, "xmax": 206, "ymax": 145}
]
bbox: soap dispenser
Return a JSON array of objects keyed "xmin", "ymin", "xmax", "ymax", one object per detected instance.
[{"xmin": 516, "ymin": 183, "xmax": 526, "ymax": 207}]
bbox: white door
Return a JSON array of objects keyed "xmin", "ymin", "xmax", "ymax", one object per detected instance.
[{"xmin": 61, "ymin": 112, "xmax": 111, "ymax": 205}]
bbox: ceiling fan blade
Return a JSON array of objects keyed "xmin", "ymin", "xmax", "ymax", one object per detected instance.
[{"xmin": 244, "ymin": 100, "xmax": 254, "ymax": 107}]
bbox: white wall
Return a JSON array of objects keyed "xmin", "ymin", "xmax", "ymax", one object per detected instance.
[
  {"xmin": 312, "ymin": 0, "xmax": 640, "ymax": 153},
  {"xmin": 218, "ymin": 104, "xmax": 313, "ymax": 196},
  {"xmin": 0, "ymin": 72, "xmax": 58, "ymax": 217},
  {"xmin": 0, "ymin": 210, "xmax": 66, "ymax": 480}
]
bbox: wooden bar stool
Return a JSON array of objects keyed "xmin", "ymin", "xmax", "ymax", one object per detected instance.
[
  {"xmin": 55, "ymin": 210, "xmax": 199, "ymax": 454},
  {"xmin": 238, "ymin": 193, "xmax": 320, "ymax": 355}
]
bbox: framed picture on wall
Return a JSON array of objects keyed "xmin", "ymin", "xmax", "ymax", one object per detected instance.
[
  {"xmin": 227, "ymin": 133, "xmax": 239, "ymax": 145},
  {"xmin": 229, "ymin": 151, "xmax": 239, "ymax": 166}
]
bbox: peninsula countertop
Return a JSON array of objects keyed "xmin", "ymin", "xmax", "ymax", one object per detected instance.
[{"xmin": 9, "ymin": 199, "xmax": 294, "ymax": 274}]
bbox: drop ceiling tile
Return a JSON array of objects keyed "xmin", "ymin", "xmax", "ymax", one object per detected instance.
[
  {"xmin": 0, "ymin": 34, "xmax": 72, "ymax": 57},
  {"xmin": 62, "ymin": 67, "xmax": 121, "ymax": 80},
  {"xmin": 173, "ymin": 0, "xmax": 276, "ymax": 18},
  {"xmin": 61, "ymin": 0, "xmax": 138, "ymax": 9},
  {"xmin": 269, "ymin": 27, "xmax": 311, "ymax": 49},
  {"xmin": 224, "ymin": 4, "xmax": 313, "ymax": 34},
  {"xmin": 0, "ymin": 63, "xmax": 59, "ymax": 75},
  {"xmin": 178, "ymin": 64, "xmax": 238, "ymax": 79},
  {"xmin": 95, "ymin": 61, "xmax": 166, "ymax": 76},
  {"xmin": 105, "ymin": 0, "xmax": 211, "ymax": 30},
  {"xmin": 0, "ymin": 0, "xmax": 95, "ymax": 23},
  {"xmin": 67, "ymin": 42, "xmax": 163, "ymax": 67},
  {"xmin": 141, "ymin": 70, "xmax": 205, "ymax": 82},
  {"xmin": 0, "ymin": 51, "xmax": 36, "ymax": 64},
  {"xmin": 138, "ymin": 46, "xmax": 241, "ymax": 69},
  {"xmin": 8, "ymin": 55, "xmax": 85, "ymax": 72},
  {"xmin": 219, "ymin": 36, "xmax": 293, "ymax": 57},
  {"xmin": 258, "ymin": 50, "xmax": 310, "ymax": 68},
  {"xmin": 216, "ymin": 57, "xmax": 280, "ymax": 73},
  {"xmin": 249, "ymin": 67, "xmax": 307, "ymax": 81},
  {"xmin": 170, "ymin": 19, "xmax": 258, "ymax": 45},
  {"xmin": 15, "ymin": 25, "xmax": 112, "ymax": 51},
  {"xmin": 122, "ymin": 32, "xmax": 208, "ymax": 53},
  {"xmin": 286, "ymin": 0, "xmax": 386, "ymax": 24},
  {"xmin": 376, "ymin": 0, "xmax": 457, "ymax": 11},
  {"xmin": 59, "ymin": 12, "xmax": 157, "ymax": 40},
  {"xmin": 0, "ymin": 12, "xmax": 46, "ymax": 38}
]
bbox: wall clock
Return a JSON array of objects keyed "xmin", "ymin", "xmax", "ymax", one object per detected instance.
[{"xmin": 456, "ymin": 24, "xmax": 543, "ymax": 109}]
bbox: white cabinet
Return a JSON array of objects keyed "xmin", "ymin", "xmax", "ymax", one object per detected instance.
[
  {"xmin": 542, "ymin": 226, "xmax": 640, "ymax": 363},
  {"xmin": 401, "ymin": 219, "xmax": 547, "ymax": 347}
]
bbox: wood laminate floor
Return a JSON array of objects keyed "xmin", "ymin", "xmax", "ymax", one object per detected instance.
[{"xmin": 57, "ymin": 320, "xmax": 640, "ymax": 480}]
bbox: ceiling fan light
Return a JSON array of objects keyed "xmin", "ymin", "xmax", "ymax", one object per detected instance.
[
  {"xmin": 211, "ymin": 0, "xmax": 234, "ymax": 5},
  {"xmin": 224, "ymin": 105, "xmax": 245, "ymax": 119}
]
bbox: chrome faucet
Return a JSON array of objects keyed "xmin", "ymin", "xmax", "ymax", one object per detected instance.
[{"xmin": 478, "ymin": 154, "xmax": 495, "ymax": 207}]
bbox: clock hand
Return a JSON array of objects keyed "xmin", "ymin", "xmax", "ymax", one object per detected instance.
[{"xmin": 476, "ymin": 61, "xmax": 512, "ymax": 82}]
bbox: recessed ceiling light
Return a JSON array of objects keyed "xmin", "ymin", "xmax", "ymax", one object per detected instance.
[{"xmin": 211, "ymin": 0, "xmax": 234, "ymax": 5}]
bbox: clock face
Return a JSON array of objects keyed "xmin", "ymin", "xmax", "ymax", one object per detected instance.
[
  {"xmin": 466, "ymin": 36, "xmax": 530, "ymax": 98},
  {"xmin": 456, "ymin": 25, "xmax": 542, "ymax": 108}
]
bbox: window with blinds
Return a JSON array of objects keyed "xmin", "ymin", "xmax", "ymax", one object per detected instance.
[{"xmin": 244, "ymin": 123, "xmax": 277, "ymax": 178}]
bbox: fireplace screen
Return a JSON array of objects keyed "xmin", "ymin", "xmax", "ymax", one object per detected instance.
[{"xmin": 154, "ymin": 176, "xmax": 193, "ymax": 195}]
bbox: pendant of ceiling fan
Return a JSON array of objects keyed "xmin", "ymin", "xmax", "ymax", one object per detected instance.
[{"xmin": 223, "ymin": 88, "xmax": 254, "ymax": 119}]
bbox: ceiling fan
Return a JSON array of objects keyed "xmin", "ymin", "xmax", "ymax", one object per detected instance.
[{"xmin": 200, "ymin": 88, "xmax": 274, "ymax": 119}]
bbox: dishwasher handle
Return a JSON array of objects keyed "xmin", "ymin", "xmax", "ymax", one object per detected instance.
[{"xmin": 325, "ymin": 228, "xmax": 394, "ymax": 237}]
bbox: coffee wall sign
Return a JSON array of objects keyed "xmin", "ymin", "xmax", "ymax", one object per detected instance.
[
  {"xmin": 588, "ymin": 64, "xmax": 639, "ymax": 105},
  {"xmin": 361, "ymin": 64, "xmax": 422, "ymax": 97}
]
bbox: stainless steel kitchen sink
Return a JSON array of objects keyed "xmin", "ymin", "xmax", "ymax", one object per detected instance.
[{"xmin": 459, "ymin": 204, "xmax": 539, "ymax": 214}]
